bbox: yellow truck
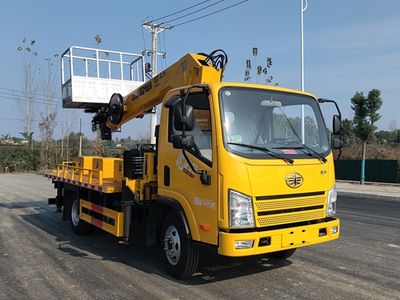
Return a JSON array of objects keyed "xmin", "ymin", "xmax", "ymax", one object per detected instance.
[{"xmin": 47, "ymin": 47, "xmax": 342, "ymax": 279}]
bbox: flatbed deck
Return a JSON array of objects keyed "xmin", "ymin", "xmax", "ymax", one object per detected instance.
[{"xmin": 45, "ymin": 160, "xmax": 122, "ymax": 193}]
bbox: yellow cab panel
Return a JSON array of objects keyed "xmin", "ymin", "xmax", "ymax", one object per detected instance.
[{"xmin": 158, "ymin": 82, "xmax": 339, "ymax": 254}]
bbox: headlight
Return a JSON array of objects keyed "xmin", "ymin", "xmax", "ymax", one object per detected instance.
[
  {"xmin": 327, "ymin": 185, "xmax": 337, "ymax": 216},
  {"xmin": 229, "ymin": 189, "xmax": 255, "ymax": 228}
]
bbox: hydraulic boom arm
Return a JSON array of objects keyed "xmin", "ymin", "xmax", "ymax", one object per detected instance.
[{"xmin": 92, "ymin": 50, "xmax": 227, "ymax": 138}]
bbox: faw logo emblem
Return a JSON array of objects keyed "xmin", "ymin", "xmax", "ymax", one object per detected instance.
[{"xmin": 286, "ymin": 172, "xmax": 304, "ymax": 188}]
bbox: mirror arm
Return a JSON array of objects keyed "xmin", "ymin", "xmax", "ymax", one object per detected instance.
[
  {"xmin": 318, "ymin": 98, "xmax": 342, "ymax": 120},
  {"xmin": 181, "ymin": 148, "xmax": 211, "ymax": 185},
  {"xmin": 182, "ymin": 148, "xmax": 198, "ymax": 174},
  {"xmin": 319, "ymin": 98, "xmax": 344, "ymax": 158}
]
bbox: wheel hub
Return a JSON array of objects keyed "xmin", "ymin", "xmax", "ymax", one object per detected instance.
[
  {"xmin": 164, "ymin": 225, "xmax": 181, "ymax": 266},
  {"xmin": 71, "ymin": 200, "xmax": 80, "ymax": 227}
]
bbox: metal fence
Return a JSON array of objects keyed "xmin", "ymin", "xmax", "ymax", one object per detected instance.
[{"xmin": 335, "ymin": 160, "xmax": 400, "ymax": 183}]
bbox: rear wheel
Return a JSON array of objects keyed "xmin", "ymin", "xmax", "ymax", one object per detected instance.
[
  {"xmin": 70, "ymin": 198, "xmax": 92, "ymax": 235},
  {"xmin": 162, "ymin": 210, "xmax": 199, "ymax": 279},
  {"xmin": 268, "ymin": 248, "xmax": 296, "ymax": 260}
]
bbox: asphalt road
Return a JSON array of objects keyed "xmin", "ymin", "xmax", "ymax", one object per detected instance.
[{"xmin": 0, "ymin": 173, "xmax": 399, "ymax": 300}]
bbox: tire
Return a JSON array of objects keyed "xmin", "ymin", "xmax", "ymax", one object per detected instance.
[
  {"xmin": 268, "ymin": 248, "xmax": 296, "ymax": 260},
  {"xmin": 161, "ymin": 210, "xmax": 199, "ymax": 279},
  {"xmin": 70, "ymin": 198, "xmax": 92, "ymax": 235}
]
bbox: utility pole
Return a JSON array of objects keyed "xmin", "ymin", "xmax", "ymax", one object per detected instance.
[
  {"xmin": 300, "ymin": 0, "xmax": 308, "ymax": 143},
  {"xmin": 142, "ymin": 22, "xmax": 169, "ymax": 144}
]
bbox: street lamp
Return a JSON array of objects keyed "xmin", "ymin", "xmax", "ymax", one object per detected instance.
[
  {"xmin": 300, "ymin": 0, "xmax": 308, "ymax": 143},
  {"xmin": 300, "ymin": 0, "xmax": 308, "ymax": 91}
]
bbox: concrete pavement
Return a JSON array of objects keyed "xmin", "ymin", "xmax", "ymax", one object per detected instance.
[
  {"xmin": 1, "ymin": 173, "xmax": 399, "ymax": 299},
  {"xmin": 336, "ymin": 180, "xmax": 400, "ymax": 202}
]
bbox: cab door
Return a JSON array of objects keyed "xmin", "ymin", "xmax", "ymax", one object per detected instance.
[{"xmin": 158, "ymin": 90, "xmax": 218, "ymax": 245}]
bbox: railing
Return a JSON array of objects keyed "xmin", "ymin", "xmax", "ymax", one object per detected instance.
[
  {"xmin": 56, "ymin": 164, "xmax": 104, "ymax": 187},
  {"xmin": 335, "ymin": 159, "xmax": 399, "ymax": 183},
  {"xmin": 61, "ymin": 46, "xmax": 145, "ymax": 84},
  {"xmin": 60, "ymin": 46, "xmax": 146, "ymax": 108}
]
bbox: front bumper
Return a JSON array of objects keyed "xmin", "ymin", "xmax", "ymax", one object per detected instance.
[{"xmin": 218, "ymin": 218, "xmax": 340, "ymax": 257}]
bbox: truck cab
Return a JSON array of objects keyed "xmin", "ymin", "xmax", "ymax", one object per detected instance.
[{"xmin": 157, "ymin": 82, "xmax": 339, "ymax": 258}]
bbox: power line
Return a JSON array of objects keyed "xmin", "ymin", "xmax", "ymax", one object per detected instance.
[
  {"xmin": 0, "ymin": 117, "xmax": 26, "ymax": 121},
  {"xmin": 0, "ymin": 93, "xmax": 61, "ymax": 106},
  {"xmin": 0, "ymin": 91, "xmax": 60, "ymax": 105},
  {"xmin": 163, "ymin": 0, "xmax": 224, "ymax": 24},
  {"xmin": 0, "ymin": 86, "xmax": 61, "ymax": 100},
  {"xmin": 0, "ymin": 94, "xmax": 62, "ymax": 107},
  {"xmin": 0, "ymin": 116, "xmax": 90, "ymax": 127},
  {"xmin": 151, "ymin": 0, "xmax": 212, "ymax": 22},
  {"xmin": 0, "ymin": 87, "xmax": 61, "ymax": 102},
  {"xmin": 0, "ymin": 117, "xmax": 41, "ymax": 122},
  {"xmin": 171, "ymin": 0, "xmax": 249, "ymax": 28}
]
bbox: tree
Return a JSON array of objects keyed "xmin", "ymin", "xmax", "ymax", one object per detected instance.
[
  {"xmin": 341, "ymin": 118, "xmax": 356, "ymax": 146},
  {"xmin": 60, "ymin": 112, "xmax": 77, "ymax": 161},
  {"xmin": 351, "ymin": 89, "xmax": 383, "ymax": 184},
  {"xmin": 17, "ymin": 38, "xmax": 38, "ymax": 159},
  {"xmin": 38, "ymin": 56, "xmax": 58, "ymax": 170},
  {"xmin": 94, "ymin": 34, "xmax": 102, "ymax": 46},
  {"xmin": 93, "ymin": 132, "xmax": 106, "ymax": 156},
  {"xmin": 375, "ymin": 130, "xmax": 391, "ymax": 144},
  {"xmin": 244, "ymin": 47, "xmax": 276, "ymax": 85}
]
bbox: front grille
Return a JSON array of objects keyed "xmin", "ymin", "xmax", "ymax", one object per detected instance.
[
  {"xmin": 255, "ymin": 191, "xmax": 326, "ymax": 227},
  {"xmin": 258, "ymin": 205, "xmax": 324, "ymax": 216},
  {"xmin": 258, "ymin": 210, "xmax": 326, "ymax": 226},
  {"xmin": 256, "ymin": 191, "xmax": 324, "ymax": 201},
  {"xmin": 255, "ymin": 196, "xmax": 325, "ymax": 211}
]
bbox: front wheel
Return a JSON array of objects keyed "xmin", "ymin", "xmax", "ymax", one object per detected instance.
[
  {"xmin": 268, "ymin": 248, "xmax": 296, "ymax": 260},
  {"xmin": 162, "ymin": 211, "xmax": 199, "ymax": 279},
  {"xmin": 70, "ymin": 198, "xmax": 92, "ymax": 235}
]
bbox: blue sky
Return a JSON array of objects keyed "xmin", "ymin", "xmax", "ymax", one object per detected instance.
[{"xmin": 0, "ymin": 0, "xmax": 399, "ymax": 140}]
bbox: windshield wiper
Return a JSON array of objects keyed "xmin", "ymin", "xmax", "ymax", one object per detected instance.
[
  {"xmin": 274, "ymin": 145, "xmax": 327, "ymax": 163},
  {"xmin": 227, "ymin": 142, "xmax": 294, "ymax": 164},
  {"xmin": 275, "ymin": 106, "xmax": 327, "ymax": 163},
  {"xmin": 300, "ymin": 144, "xmax": 327, "ymax": 163}
]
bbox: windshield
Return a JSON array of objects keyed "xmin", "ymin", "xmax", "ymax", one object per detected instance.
[{"xmin": 219, "ymin": 87, "xmax": 330, "ymax": 159}]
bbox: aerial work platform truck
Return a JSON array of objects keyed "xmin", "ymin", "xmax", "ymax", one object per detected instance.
[{"xmin": 47, "ymin": 46, "xmax": 342, "ymax": 279}]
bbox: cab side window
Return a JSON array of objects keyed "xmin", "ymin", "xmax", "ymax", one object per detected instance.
[{"xmin": 168, "ymin": 92, "xmax": 213, "ymax": 165}]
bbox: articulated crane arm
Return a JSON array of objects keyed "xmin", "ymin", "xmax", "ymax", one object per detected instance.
[{"xmin": 92, "ymin": 50, "xmax": 227, "ymax": 140}]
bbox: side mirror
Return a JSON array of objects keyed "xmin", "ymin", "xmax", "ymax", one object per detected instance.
[
  {"xmin": 172, "ymin": 135, "xmax": 194, "ymax": 149},
  {"xmin": 332, "ymin": 137, "xmax": 342, "ymax": 149},
  {"xmin": 174, "ymin": 105, "xmax": 194, "ymax": 131},
  {"xmin": 333, "ymin": 115, "xmax": 341, "ymax": 135}
]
